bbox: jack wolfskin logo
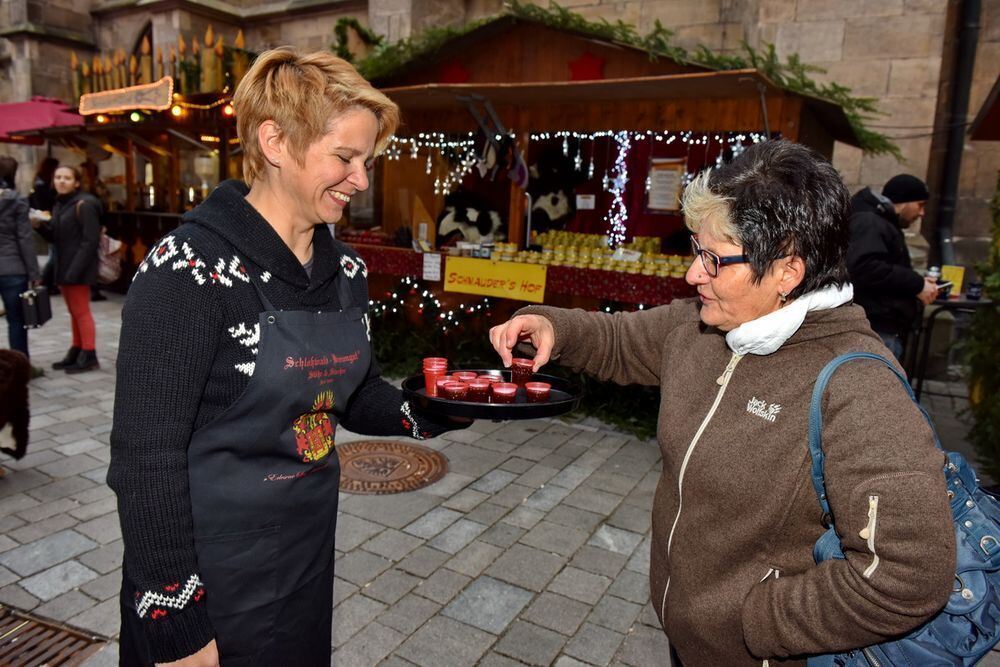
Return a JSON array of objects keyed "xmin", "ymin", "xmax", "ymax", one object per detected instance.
[{"xmin": 747, "ymin": 396, "xmax": 782, "ymax": 422}]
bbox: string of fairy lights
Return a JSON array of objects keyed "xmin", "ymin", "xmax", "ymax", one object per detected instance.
[
  {"xmin": 367, "ymin": 275, "xmax": 662, "ymax": 330},
  {"xmin": 383, "ymin": 130, "xmax": 766, "ymax": 246},
  {"xmin": 368, "ymin": 276, "xmax": 492, "ymax": 334}
]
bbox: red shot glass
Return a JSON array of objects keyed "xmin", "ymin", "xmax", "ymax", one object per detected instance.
[
  {"xmin": 510, "ymin": 358, "xmax": 535, "ymax": 386},
  {"xmin": 451, "ymin": 371, "xmax": 479, "ymax": 383},
  {"xmin": 491, "ymin": 382, "xmax": 518, "ymax": 404},
  {"xmin": 441, "ymin": 381, "xmax": 470, "ymax": 401},
  {"xmin": 479, "ymin": 371, "xmax": 504, "ymax": 384},
  {"xmin": 435, "ymin": 376, "xmax": 453, "ymax": 396},
  {"xmin": 525, "ymin": 381, "xmax": 552, "ymax": 403},
  {"xmin": 467, "ymin": 378, "xmax": 491, "ymax": 402},
  {"xmin": 424, "ymin": 366, "xmax": 447, "ymax": 396}
]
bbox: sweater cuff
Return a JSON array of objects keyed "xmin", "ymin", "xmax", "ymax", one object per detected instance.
[
  {"xmin": 142, "ymin": 599, "xmax": 215, "ymax": 663},
  {"xmin": 740, "ymin": 581, "xmax": 771, "ymax": 659}
]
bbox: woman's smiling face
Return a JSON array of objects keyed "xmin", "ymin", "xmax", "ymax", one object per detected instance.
[
  {"xmin": 685, "ymin": 223, "xmax": 787, "ymax": 332},
  {"xmin": 276, "ymin": 106, "xmax": 378, "ymax": 227}
]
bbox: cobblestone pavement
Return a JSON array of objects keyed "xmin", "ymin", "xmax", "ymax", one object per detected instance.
[{"xmin": 0, "ymin": 292, "xmax": 993, "ymax": 666}]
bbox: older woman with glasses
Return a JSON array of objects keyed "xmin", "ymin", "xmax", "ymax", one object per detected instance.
[{"xmin": 490, "ymin": 140, "xmax": 954, "ymax": 666}]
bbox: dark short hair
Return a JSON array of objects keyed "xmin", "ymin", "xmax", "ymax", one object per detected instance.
[
  {"xmin": 0, "ymin": 156, "xmax": 17, "ymax": 188},
  {"xmin": 692, "ymin": 140, "xmax": 850, "ymax": 299}
]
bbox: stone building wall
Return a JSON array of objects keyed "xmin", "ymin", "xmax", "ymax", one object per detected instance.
[
  {"xmin": 2, "ymin": 0, "xmax": 997, "ymax": 260},
  {"xmin": 456, "ymin": 0, "xmax": 998, "ymax": 266}
]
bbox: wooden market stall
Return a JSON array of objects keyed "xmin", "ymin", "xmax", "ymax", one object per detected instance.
[{"xmin": 348, "ymin": 15, "xmax": 862, "ymax": 310}]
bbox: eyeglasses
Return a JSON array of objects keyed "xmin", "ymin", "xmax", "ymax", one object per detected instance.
[{"xmin": 690, "ymin": 235, "xmax": 749, "ymax": 278}]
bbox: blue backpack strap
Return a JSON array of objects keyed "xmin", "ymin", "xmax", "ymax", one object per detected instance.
[{"xmin": 808, "ymin": 353, "xmax": 913, "ymax": 523}]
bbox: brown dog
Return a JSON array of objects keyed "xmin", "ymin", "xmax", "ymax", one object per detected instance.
[{"xmin": 0, "ymin": 349, "xmax": 30, "ymax": 460}]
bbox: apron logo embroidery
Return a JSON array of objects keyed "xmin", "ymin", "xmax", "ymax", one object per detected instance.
[{"xmin": 291, "ymin": 391, "xmax": 336, "ymax": 463}]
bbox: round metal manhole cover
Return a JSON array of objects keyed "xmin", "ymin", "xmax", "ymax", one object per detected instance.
[{"xmin": 339, "ymin": 440, "xmax": 448, "ymax": 495}]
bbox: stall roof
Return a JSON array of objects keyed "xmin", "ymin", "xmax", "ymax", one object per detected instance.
[
  {"xmin": 970, "ymin": 73, "xmax": 1000, "ymax": 141},
  {"xmin": 382, "ymin": 69, "xmax": 861, "ymax": 147},
  {"xmin": 0, "ymin": 97, "xmax": 83, "ymax": 145}
]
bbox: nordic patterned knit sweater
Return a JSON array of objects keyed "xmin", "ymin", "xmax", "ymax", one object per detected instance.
[
  {"xmin": 518, "ymin": 298, "xmax": 955, "ymax": 666},
  {"xmin": 107, "ymin": 180, "xmax": 457, "ymax": 662}
]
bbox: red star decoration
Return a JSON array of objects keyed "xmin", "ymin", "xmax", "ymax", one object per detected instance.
[
  {"xmin": 568, "ymin": 51, "xmax": 605, "ymax": 81},
  {"xmin": 439, "ymin": 60, "xmax": 471, "ymax": 84}
]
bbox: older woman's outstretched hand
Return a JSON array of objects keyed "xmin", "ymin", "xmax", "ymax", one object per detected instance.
[{"xmin": 489, "ymin": 315, "xmax": 554, "ymax": 372}]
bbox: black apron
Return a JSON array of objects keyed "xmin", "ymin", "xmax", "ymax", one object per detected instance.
[{"xmin": 121, "ymin": 269, "xmax": 370, "ymax": 666}]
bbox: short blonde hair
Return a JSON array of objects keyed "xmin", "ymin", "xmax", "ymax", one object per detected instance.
[
  {"xmin": 233, "ymin": 48, "xmax": 400, "ymax": 185},
  {"xmin": 681, "ymin": 168, "xmax": 738, "ymax": 242}
]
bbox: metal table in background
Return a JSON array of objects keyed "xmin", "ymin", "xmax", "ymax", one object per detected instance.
[{"xmin": 911, "ymin": 297, "xmax": 995, "ymax": 400}]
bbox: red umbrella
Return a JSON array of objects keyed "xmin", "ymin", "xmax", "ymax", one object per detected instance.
[{"xmin": 0, "ymin": 96, "xmax": 83, "ymax": 145}]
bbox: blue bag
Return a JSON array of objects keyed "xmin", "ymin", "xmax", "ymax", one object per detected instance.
[{"xmin": 806, "ymin": 353, "xmax": 1000, "ymax": 667}]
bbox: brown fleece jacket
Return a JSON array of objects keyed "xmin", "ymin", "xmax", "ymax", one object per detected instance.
[{"xmin": 519, "ymin": 298, "xmax": 955, "ymax": 666}]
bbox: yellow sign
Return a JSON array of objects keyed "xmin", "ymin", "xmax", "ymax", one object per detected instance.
[
  {"xmin": 941, "ymin": 265, "xmax": 966, "ymax": 294},
  {"xmin": 444, "ymin": 256, "xmax": 546, "ymax": 303}
]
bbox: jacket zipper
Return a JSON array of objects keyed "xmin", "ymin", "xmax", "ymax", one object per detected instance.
[
  {"xmin": 661, "ymin": 352, "xmax": 744, "ymax": 621},
  {"xmin": 860, "ymin": 495, "xmax": 880, "ymax": 578}
]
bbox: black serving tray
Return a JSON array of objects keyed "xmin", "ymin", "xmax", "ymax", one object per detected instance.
[{"xmin": 402, "ymin": 369, "xmax": 582, "ymax": 420}]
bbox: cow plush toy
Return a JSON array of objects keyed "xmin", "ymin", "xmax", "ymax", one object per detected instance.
[
  {"xmin": 437, "ymin": 191, "xmax": 504, "ymax": 246},
  {"xmin": 527, "ymin": 148, "xmax": 584, "ymax": 234},
  {"xmin": 0, "ymin": 350, "xmax": 31, "ymax": 461}
]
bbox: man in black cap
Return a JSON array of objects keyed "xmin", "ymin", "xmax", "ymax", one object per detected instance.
[{"xmin": 847, "ymin": 174, "xmax": 939, "ymax": 360}]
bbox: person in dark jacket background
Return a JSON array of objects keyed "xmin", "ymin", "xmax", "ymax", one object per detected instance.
[
  {"xmin": 30, "ymin": 157, "xmax": 60, "ymax": 296},
  {"xmin": 31, "ymin": 165, "xmax": 101, "ymax": 373},
  {"xmin": 846, "ymin": 174, "xmax": 939, "ymax": 359},
  {"xmin": 0, "ymin": 156, "xmax": 43, "ymax": 378}
]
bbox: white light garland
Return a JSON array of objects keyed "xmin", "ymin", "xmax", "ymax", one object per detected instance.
[
  {"xmin": 368, "ymin": 277, "xmax": 491, "ymax": 334},
  {"xmin": 604, "ymin": 130, "xmax": 631, "ymax": 248}
]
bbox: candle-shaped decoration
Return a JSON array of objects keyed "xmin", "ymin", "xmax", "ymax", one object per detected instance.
[
  {"xmin": 169, "ymin": 46, "xmax": 177, "ymax": 82},
  {"xmin": 116, "ymin": 49, "xmax": 126, "ymax": 89},
  {"xmin": 104, "ymin": 55, "xmax": 114, "ymax": 91},
  {"xmin": 140, "ymin": 35, "xmax": 152, "ymax": 84},
  {"xmin": 129, "ymin": 54, "xmax": 138, "ymax": 87},
  {"xmin": 178, "ymin": 35, "xmax": 188, "ymax": 93},
  {"xmin": 200, "ymin": 25, "xmax": 215, "ymax": 92},
  {"xmin": 80, "ymin": 61, "xmax": 91, "ymax": 96},
  {"xmin": 191, "ymin": 38, "xmax": 201, "ymax": 95},
  {"xmin": 91, "ymin": 55, "xmax": 102, "ymax": 92},
  {"xmin": 231, "ymin": 29, "xmax": 248, "ymax": 87},
  {"xmin": 214, "ymin": 35, "xmax": 224, "ymax": 91},
  {"xmin": 155, "ymin": 47, "xmax": 164, "ymax": 80},
  {"xmin": 70, "ymin": 52, "xmax": 80, "ymax": 103}
]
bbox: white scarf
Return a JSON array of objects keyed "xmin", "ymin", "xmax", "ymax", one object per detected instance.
[{"xmin": 725, "ymin": 284, "xmax": 854, "ymax": 356}]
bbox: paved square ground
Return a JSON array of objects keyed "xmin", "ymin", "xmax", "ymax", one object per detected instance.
[{"xmin": 0, "ymin": 291, "xmax": 993, "ymax": 666}]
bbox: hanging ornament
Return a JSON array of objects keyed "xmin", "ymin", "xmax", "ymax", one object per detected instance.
[
  {"xmin": 574, "ymin": 143, "xmax": 583, "ymax": 172},
  {"xmin": 562, "ymin": 136, "xmax": 569, "ymax": 157},
  {"xmin": 588, "ymin": 156, "xmax": 595, "ymax": 180},
  {"xmin": 426, "ymin": 152, "xmax": 433, "ymax": 175},
  {"xmin": 645, "ymin": 175, "xmax": 652, "ymax": 193}
]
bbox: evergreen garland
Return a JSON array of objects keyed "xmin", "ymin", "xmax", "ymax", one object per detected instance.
[
  {"xmin": 334, "ymin": 0, "xmax": 896, "ymax": 157},
  {"xmin": 333, "ymin": 18, "xmax": 382, "ymax": 62}
]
